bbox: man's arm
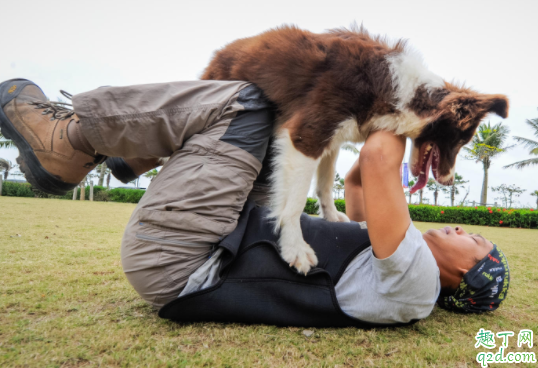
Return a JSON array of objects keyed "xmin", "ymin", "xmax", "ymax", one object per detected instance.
[
  {"xmin": 355, "ymin": 131, "xmax": 410, "ymax": 259},
  {"xmin": 344, "ymin": 159, "xmax": 366, "ymax": 222}
]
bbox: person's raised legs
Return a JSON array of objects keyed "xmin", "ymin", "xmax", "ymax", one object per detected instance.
[{"xmin": 0, "ymin": 79, "xmax": 105, "ymax": 194}]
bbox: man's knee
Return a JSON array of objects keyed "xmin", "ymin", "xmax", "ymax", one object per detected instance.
[
  {"xmin": 219, "ymin": 84, "xmax": 275, "ymax": 164},
  {"xmin": 219, "ymin": 109, "xmax": 275, "ymax": 163}
]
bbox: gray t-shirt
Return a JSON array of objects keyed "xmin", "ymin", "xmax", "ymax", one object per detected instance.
[
  {"xmin": 335, "ymin": 222, "xmax": 440, "ymax": 323},
  {"xmin": 180, "ymin": 221, "xmax": 440, "ymax": 324}
]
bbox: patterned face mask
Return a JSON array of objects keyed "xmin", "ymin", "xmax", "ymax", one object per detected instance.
[{"xmin": 438, "ymin": 244, "xmax": 510, "ymax": 313}]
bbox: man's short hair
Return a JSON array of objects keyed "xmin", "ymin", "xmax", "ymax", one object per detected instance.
[{"xmin": 437, "ymin": 244, "xmax": 510, "ymax": 313}]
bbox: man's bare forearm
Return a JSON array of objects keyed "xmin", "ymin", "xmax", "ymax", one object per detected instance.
[
  {"xmin": 344, "ymin": 159, "xmax": 366, "ymax": 222},
  {"xmin": 359, "ymin": 131, "xmax": 410, "ymax": 259}
]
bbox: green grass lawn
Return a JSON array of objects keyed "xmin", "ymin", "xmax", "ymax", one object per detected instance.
[{"xmin": 1, "ymin": 196, "xmax": 537, "ymax": 367}]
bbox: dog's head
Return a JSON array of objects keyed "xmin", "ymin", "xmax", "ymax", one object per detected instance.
[{"xmin": 408, "ymin": 83, "xmax": 509, "ymax": 193}]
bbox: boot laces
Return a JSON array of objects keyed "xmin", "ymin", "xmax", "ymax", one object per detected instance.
[{"xmin": 27, "ymin": 90, "xmax": 76, "ymax": 121}]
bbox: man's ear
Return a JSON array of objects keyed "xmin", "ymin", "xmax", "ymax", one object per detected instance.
[{"xmin": 482, "ymin": 94, "xmax": 509, "ymax": 119}]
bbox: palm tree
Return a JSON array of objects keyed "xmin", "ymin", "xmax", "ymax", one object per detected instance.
[
  {"xmin": 0, "ymin": 133, "xmax": 15, "ymax": 149},
  {"xmin": 418, "ymin": 188, "xmax": 424, "ymax": 204},
  {"xmin": 405, "ymin": 177, "xmax": 417, "ymax": 204},
  {"xmin": 504, "ymin": 113, "xmax": 538, "ymax": 169},
  {"xmin": 129, "ymin": 177, "xmax": 141, "ymax": 188},
  {"xmin": 340, "ymin": 143, "xmax": 360, "ymax": 155},
  {"xmin": 144, "ymin": 168, "xmax": 159, "ymax": 182},
  {"xmin": 333, "ymin": 173, "xmax": 345, "ymax": 199},
  {"xmin": 427, "ymin": 178, "xmax": 442, "ymax": 206},
  {"xmin": 463, "ymin": 122, "xmax": 512, "ymax": 205},
  {"xmin": 76, "ymin": 173, "xmax": 98, "ymax": 201},
  {"xmin": 96, "ymin": 162, "xmax": 110, "ymax": 186},
  {"xmin": 441, "ymin": 173, "xmax": 468, "ymax": 206},
  {"xmin": 0, "ymin": 158, "xmax": 15, "ymax": 196},
  {"xmin": 0, "ymin": 158, "xmax": 17, "ymax": 180},
  {"xmin": 530, "ymin": 190, "xmax": 538, "ymax": 210}
]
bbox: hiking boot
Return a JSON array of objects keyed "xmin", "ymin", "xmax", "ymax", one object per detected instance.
[
  {"xmin": 0, "ymin": 79, "xmax": 105, "ymax": 195},
  {"xmin": 106, "ymin": 157, "xmax": 166, "ymax": 184}
]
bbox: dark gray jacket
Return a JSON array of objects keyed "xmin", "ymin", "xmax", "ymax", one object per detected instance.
[{"xmin": 159, "ymin": 200, "xmax": 419, "ymax": 328}]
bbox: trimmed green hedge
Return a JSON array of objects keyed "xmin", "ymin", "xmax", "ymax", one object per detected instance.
[
  {"xmin": 302, "ymin": 198, "xmax": 537, "ymax": 229},
  {"xmin": 33, "ymin": 185, "xmax": 109, "ymax": 200},
  {"xmin": 2, "ymin": 182, "xmax": 537, "ymax": 228},
  {"xmin": 1, "ymin": 181, "xmax": 35, "ymax": 197},
  {"xmin": 335, "ymin": 199, "xmax": 346, "ymax": 213},
  {"xmin": 108, "ymin": 188, "xmax": 146, "ymax": 203},
  {"xmin": 304, "ymin": 198, "xmax": 319, "ymax": 214},
  {"xmin": 70, "ymin": 185, "xmax": 108, "ymax": 200},
  {"xmin": 67, "ymin": 186, "xmax": 144, "ymax": 203},
  {"xmin": 305, "ymin": 198, "xmax": 346, "ymax": 214},
  {"xmin": 409, "ymin": 204, "xmax": 538, "ymax": 229},
  {"xmin": 1, "ymin": 182, "xmax": 145, "ymax": 203}
]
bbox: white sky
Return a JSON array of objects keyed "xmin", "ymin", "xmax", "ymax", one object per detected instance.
[{"xmin": 1, "ymin": 0, "xmax": 537, "ymax": 206}]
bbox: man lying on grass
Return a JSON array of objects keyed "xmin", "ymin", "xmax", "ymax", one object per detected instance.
[{"xmin": 0, "ymin": 79, "xmax": 510, "ymax": 327}]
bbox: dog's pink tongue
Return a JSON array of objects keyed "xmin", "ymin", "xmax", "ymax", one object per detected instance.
[
  {"xmin": 410, "ymin": 171, "xmax": 428, "ymax": 194},
  {"xmin": 409, "ymin": 145, "xmax": 433, "ymax": 194}
]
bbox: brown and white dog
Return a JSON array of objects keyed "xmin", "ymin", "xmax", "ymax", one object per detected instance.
[{"xmin": 202, "ymin": 25, "xmax": 509, "ymax": 274}]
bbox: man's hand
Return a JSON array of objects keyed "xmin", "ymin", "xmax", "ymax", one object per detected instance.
[{"xmin": 358, "ymin": 131, "xmax": 410, "ymax": 259}]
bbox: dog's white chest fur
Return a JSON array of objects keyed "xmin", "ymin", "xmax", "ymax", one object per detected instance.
[{"xmin": 325, "ymin": 118, "xmax": 363, "ymax": 155}]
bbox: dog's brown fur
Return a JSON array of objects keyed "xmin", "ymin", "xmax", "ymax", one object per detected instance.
[
  {"xmin": 202, "ymin": 25, "xmax": 508, "ymax": 178},
  {"xmin": 202, "ymin": 24, "xmax": 509, "ymax": 273},
  {"xmin": 202, "ymin": 25, "xmax": 404, "ymax": 158}
]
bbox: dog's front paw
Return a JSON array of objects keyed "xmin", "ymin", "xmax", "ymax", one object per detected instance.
[
  {"xmin": 322, "ymin": 210, "xmax": 351, "ymax": 223},
  {"xmin": 280, "ymin": 239, "xmax": 318, "ymax": 275},
  {"xmin": 336, "ymin": 211, "xmax": 350, "ymax": 222}
]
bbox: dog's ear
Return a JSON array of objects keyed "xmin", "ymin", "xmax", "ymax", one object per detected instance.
[
  {"xmin": 446, "ymin": 94, "xmax": 509, "ymax": 130},
  {"xmin": 448, "ymin": 97, "xmax": 482, "ymax": 130},
  {"xmin": 442, "ymin": 83, "xmax": 509, "ymax": 127},
  {"xmin": 481, "ymin": 94, "xmax": 509, "ymax": 119}
]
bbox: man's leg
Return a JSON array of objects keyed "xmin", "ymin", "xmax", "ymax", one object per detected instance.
[
  {"xmin": 1, "ymin": 78, "xmax": 273, "ymax": 308},
  {"xmin": 71, "ymin": 80, "xmax": 254, "ymax": 159},
  {"xmin": 73, "ymin": 82, "xmax": 275, "ymax": 308},
  {"xmin": 0, "ymin": 79, "xmax": 250, "ymax": 193}
]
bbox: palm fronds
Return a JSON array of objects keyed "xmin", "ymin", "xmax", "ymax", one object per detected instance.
[
  {"xmin": 340, "ymin": 143, "xmax": 360, "ymax": 155},
  {"xmin": 511, "ymin": 136, "xmax": 538, "ymax": 151},
  {"xmin": 0, "ymin": 158, "xmax": 18, "ymax": 180},
  {"xmin": 0, "ymin": 132, "xmax": 15, "ymax": 149},
  {"xmin": 0, "ymin": 158, "xmax": 11, "ymax": 171},
  {"xmin": 503, "ymin": 157, "xmax": 538, "ymax": 169},
  {"xmin": 504, "ymin": 113, "xmax": 538, "ymax": 169},
  {"xmin": 464, "ymin": 121, "xmax": 512, "ymax": 162}
]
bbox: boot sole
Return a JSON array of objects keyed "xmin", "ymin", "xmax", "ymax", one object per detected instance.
[{"xmin": 0, "ymin": 79, "xmax": 77, "ymax": 195}]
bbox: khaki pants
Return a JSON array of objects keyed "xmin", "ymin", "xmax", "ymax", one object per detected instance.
[{"xmin": 73, "ymin": 81, "xmax": 274, "ymax": 308}]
